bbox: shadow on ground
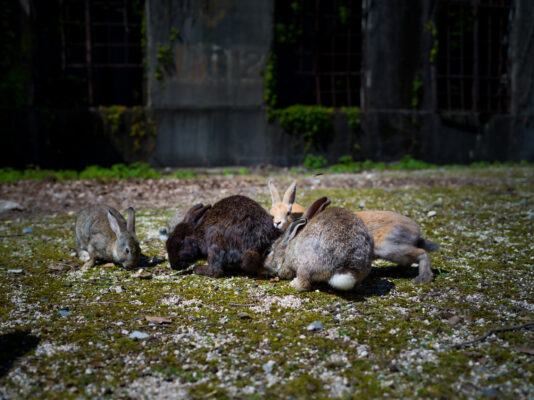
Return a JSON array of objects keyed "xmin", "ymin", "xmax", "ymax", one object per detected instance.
[{"xmin": 0, "ymin": 330, "xmax": 40, "ymax": 378}]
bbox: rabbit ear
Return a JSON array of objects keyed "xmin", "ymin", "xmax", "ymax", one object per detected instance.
[
  {"xmin": 268, "ymin": 180, "xmax": 281, "ymax": 205},
  {"xmin": 183, "ymin": 204, "xmax": 204, "ymax": 223},
  {"xmin": 282, "ymin": 218, "xmax": 307, "ymax": 245},
  {"xmin": 126, "ymin": 207, "xmax": 136, "ymax": 233},
  {"xmin": 107, "ymin": 210, "xmax": 121, "ymax": 238},
  {"xmin": 190, "ymin": 204, "xmax": 211, "ymax": 227},
  {"xmin": 304, "ymin": 197, "xmax": 331, "ymax": 220},
  {"xmin": 282, "ymin": 181, "xmax": 297, "ymax": 207}
]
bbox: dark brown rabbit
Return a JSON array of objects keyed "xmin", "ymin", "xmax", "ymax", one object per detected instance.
[{"xmin": 166, "ymin": 195, "xmax": 280, "ymax": 277}]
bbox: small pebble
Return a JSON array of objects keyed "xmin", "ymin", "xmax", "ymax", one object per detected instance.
[
  {"xmin": 7, "ymin": 269, "xmax": 23, "ymax": 274},
  {"xmin": 22, "ymin": 227, "xmax": 34, "ymax": 234},
  {"xmin": 307, "ymin": 321, "xmax": 324, "ymax": 331},
  {"xmin": 238, "ymin": 312, "xmax": 251, "ymax": 320},
  {"xmin": 262, "ymin": 360, "xmax": 275, "ymax": 373},
  {"xmin": 129, "ymin": 331, "xmax": 149, "ymax": 340},
  {"xmin": 58, "ymin": 310, "xmax": 71, "ymax": 317},
  {"xmin": 427, "ymin": 210, "xmax": 437, "ymax": 217}
]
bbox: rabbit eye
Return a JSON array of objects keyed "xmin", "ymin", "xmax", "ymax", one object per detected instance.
[{"xmin": 125, "ymin": 248, "xmax": 130, "ymax": 254}]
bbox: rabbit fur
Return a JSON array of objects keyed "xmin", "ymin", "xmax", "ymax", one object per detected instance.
[
  {"xmin": 268, "ymin": 180, "xmax": 306, "ymax": 230},
  {"xmin": 356, "ymin": 211, "xmax": 439, "ymax": 284},
  {"xmin": 75, "ymin": 205, "xmax": 140, "ymax": 270},
  {"xmin": 264, "ymin": 197, "xmax": 374, "ymax": 292},
  {"xmin": 166, "ymin": 195, "xmax": 280, "ymax": 278},
  {"xmin": 268, "ymin": 182, "xmax": 439, "ymax": 284}
]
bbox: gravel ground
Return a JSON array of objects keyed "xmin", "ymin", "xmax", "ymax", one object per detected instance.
[{"xmin": 0, "ymin": 166, "xmax": 533, "ymax": 399}]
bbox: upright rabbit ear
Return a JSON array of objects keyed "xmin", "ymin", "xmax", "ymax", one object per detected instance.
[
  {"xmin": 283, "ymin": 181, "xmax": 297, "ymax": 208},
  {"xmin": 126, "ymin": 207, "xmax": 136, "ymax": 233},
  {"xmin": 183, "ymin": 204, "xmax": 204, "ymax": 223},
  {"xmin": 190, "ymin": 204, "xmax": 211, "ymax": 227},
  {"xmin": 107, "ymin": 210, "xmax": 121, "ymax": 238},
  {"xmin": 282, "ymin": 218, "xmax": 307, "ymax": 245},
  {"xmin": 268, "ymin": 180, "xmax": 281, "ymax": 205},
  {"xmin": 304, "ymin": 197, "xmax": 331, "ymax": 220}
]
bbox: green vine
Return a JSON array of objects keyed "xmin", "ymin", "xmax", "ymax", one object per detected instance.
[
  {"xmin": 274, "ymin": 0, "xmax": 303, "ymax": 44},
  {"xmin": 276, "ymin": 105, "xmax": 334, "ymax": 153},
  {"xmin": 99, "ymin": 106, "xmax": 157, "ymax": 152},
  {"xmin": 411, "ymin": 73, "xmax": 423, "ymax": 126},
  {"xmin": 264, "ymin": 52, "xmax": 278, "ymax": 121},
  {"xmin": 100, "ymin": 105, "xmax": 127, "ymax": 134},
  {"xmin": 130, "ymin": 106, "xmax": 158, "ymax": 151},
  {"xmin": 425, "ymin": 20, "xmax": 439, "ymax": 63},
  {"xmin": 155, "ymin": 27, "xmax": 182, "ymax": 83},
  {"xmin": 342, "ymin": 106, "xmax": 360, "ymax": 132},
  {"xmin": 338, "ymin": 0, "xmax": 350, "ymax": 25}
]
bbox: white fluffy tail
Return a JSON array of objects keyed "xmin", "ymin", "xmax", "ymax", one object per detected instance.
[{"xmin": 328, "ymin": 273, "xmax": 356, "ymax": 291}]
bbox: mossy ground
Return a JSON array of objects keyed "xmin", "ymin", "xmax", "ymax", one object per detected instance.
[{"xmin": 0, "ymin": 167, "xmax": 533, "ymax": 399}]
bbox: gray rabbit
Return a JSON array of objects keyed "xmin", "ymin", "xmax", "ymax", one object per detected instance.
[
  {"xmin": 264, "ymin": 197, "xmax": 374, "ymax": 292},
  {"xmin": 75, "ymin": 205, "xmax": 140, "ymax": 270}
]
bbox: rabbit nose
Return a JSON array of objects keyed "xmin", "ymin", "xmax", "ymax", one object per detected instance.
[{"xmin": 274, "ymin": 221, "xmax": 281, "ymax": 228}]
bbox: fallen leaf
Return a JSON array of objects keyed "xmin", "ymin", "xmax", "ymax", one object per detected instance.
[
  {"xmin": 102, "ymin": 263, "xmax": 115, "ymax": 268},
  {"xmin": 517, "ymin": 347, "xmax": 534, "ymax": 355},
  {"xmin": 269, "ymin": 277, "xmax": 280, "ymax": 282},
  {"xmin": 478, "ymin": 357, "xmax": 489, "ymax": 365},
  {"xmin": 89, "ymin": 361, "xmax": 103, "ymax": 368},
  {"xmin": 145, "ymin": 316, "xmax": 172, "ymax": 324},
  {"xmin": 47, "ymin": 264, "xmax": 64, "ymax": 272}
]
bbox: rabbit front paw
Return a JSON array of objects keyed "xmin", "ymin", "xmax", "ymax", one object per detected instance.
[{"xmin": 290, "ymin": 277, "xmax": 311, "ymax": 292}]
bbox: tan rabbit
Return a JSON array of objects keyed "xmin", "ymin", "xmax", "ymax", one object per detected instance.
[
  {"xmin": 355, "ymin": 211, "xmax": 439, "ymax": 284},
  {"xmin": 268, "ymin": 180, "xmax": 306, "ymax": 230},
  {"xmin": 267, "ymin": 183, "xmax": 439, "ymax": 284}
]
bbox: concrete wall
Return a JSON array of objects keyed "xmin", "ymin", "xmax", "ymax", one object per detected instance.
[
  {"xmin": 146, "ymin": 0, "xmax": 277, "ymax": 166},
  {"xmin": 2, "ymin": 0, "xmax": 533, "ymax": 169}
]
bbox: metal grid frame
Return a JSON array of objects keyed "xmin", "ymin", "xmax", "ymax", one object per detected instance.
[
  {"xmin": 296, "ymin": 0, "xmax": 362, "ymax": 107},
  {"xmin": 61, "ymin": 0, "xmax": 144, "ymax": 106},
  {"xmin": 435, "ymin": 0, "xmax": 513, "ymax": 113}
]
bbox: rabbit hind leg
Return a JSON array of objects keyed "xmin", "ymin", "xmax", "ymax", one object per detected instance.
[
  {"xmin": 412, "ymin": 249, "xmax": 433, "ymax": 284},
  {"xmin": 393, "ymin": 247, "xmax": 433, "ymax": 284}
]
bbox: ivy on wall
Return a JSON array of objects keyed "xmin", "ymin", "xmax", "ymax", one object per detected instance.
[
  {"xmin": 276, "ymin": 105, "xmax": 334, "ymax": 153},
  {"xmin": 265, "ymin": 0, "xmax": 363, "ymax": 157}
]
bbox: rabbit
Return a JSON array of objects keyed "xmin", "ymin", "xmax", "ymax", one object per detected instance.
[
  {"xmin": 155, "ymin": 209, "xmax": 184, "ymax": 242},
  {"xmin": 268, "ymin": 181, "xmax": 439, "ymax": 284},
  {"xmin": 166, "ymin": 195, "xmax": 280, "ymax": 278},
  {"xmin": 355, "ymin": 211, "xmax": 439, "ymax": 284},
  {"xmin": 268, "ymin": 180, "xmax": 306, "ymax": 230},
  {"xmin": 264, "ymin": 197, "xmax": 374, "ymax": 292},
  {"xmin": 75, "ymin": 205, "xmax": 140, "ymax": 270}
]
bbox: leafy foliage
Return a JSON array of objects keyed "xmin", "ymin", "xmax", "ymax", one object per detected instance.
[
  {"xmin": 303, "ymin": 154, "xmax": 328, "ymax": 169},
  {"xmin": 342, "ymin": 107, "xmax": 361, "ymax": 132},
  {"xmin": 276, "ymin": 105, "xmax": 334, "ymax": 153},
  {"xmin": 0, "ymin": 163, "xmax": 164, "ymax": 182}
]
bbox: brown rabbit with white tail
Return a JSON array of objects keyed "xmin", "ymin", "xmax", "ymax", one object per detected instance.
[
  {"xmin": 75, "ymin": 205, "xmax": 140, "ymax": 270},
  {"xmin": 268, "ymin": 180, "xmax": 306, "ymax": 230},
  {"xmin": 264, "ymin": 197, "xmax": 374, "ymax": 292},
  {"xmin": 267, "ymin": 183, "xmax": 439, "ymax": 284}
]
